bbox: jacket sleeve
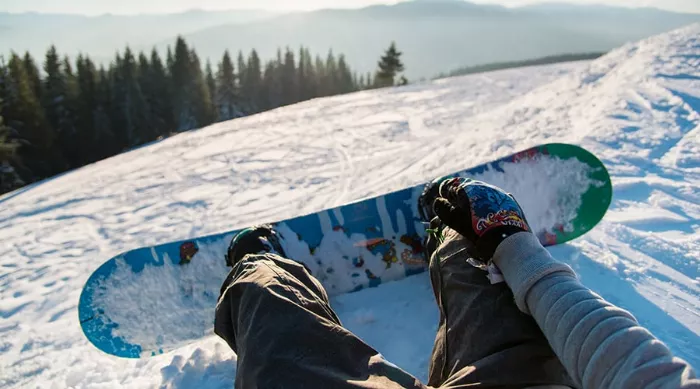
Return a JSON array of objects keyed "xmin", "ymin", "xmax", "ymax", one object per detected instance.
[{"xmin": 492, "ymin": 232, "xmax": 699, "ymax": 389}]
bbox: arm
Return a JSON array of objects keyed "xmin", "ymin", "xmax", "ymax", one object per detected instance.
[{"xmin": 493, "ymin": 232, "xmax": 699, "ymax": 389}]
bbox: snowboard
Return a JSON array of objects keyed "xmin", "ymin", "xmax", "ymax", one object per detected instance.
[{"xmin": 79, "ymin": 143, "xmax": 612, "ymax": 358}]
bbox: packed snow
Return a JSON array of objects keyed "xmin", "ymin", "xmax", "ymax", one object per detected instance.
[
  {"xmin": 1, "ymin": 24, "xmax": 699, "ymax": 388},
  {"xmin": 91, "ymin": 240, "xmax": 230, "ymax": 356}
]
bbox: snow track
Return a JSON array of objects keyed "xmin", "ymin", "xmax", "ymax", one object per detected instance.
[{"xmin": 1, "ymin": 25, "xmax": 699, "ymax": 388}]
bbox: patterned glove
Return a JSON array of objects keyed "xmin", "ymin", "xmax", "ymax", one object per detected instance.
[{"xmin": 432, "ymin": 178, "xmax": 531, "ymax": 261}]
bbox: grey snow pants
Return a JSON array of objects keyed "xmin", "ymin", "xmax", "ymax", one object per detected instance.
[{"xmin": 214, "ymin": 228, "xmax": 574, "ymax": 388}]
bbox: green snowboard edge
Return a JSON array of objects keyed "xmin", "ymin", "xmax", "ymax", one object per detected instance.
[{"xmin": 543, "ymin": 143, "xmax": 612, "ymax": 244}]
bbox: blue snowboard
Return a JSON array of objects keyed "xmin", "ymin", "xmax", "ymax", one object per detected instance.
[{"xmin": 79, "ymin": 143, "xmax": 612, "ymax": 358}]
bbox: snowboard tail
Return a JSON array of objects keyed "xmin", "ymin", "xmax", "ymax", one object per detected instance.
[{"xmin": 79, "ymin": 143, "xmax": 612, "ymax": 358}]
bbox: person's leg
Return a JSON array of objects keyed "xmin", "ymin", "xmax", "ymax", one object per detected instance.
[
  {"xmin": 215, "ymin": 252, "xmax": 426, "ymax": 389},
  {"xmin": 426, "ymin": 226, "xmax": 575, "ymax": 388}
]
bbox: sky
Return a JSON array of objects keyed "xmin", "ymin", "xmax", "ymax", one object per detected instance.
[{"xmin": 0, "ymin": 0, "xmax": 699, "ymax": 15}]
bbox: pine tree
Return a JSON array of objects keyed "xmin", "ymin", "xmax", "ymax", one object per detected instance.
[
  {"xmin": 0, "ymin": 60, "xmax": 14, "ymax": 173},
  {"xmin": 137, "ymin": 51, "xmax": 154, "ymax": 136},
  {"xmin": 244, "ymin": 50, "xmax": 263, "ymax": 113},
  {"xmin": 189, "ymin": 50, "xmax": 216, "ymax": 127},
  {"xmin": 93, "ymin": 66, "xmax": 117, "ymax": 158},
  {"xmin": 375, "ymin": 42, "xmax": 405, "ymax": 88},
  {"xmin": 237, "ymin": 51, "xmax": 247, "ymax": 85},
  {"xmin": 59, "ymin": 55, "xmax": 81, "ymax": 168},
  {"xmin": 166, "ymin": 47, "xmax": 174, "ymax": 71},
  {"xmin": 216, "ymin": 51, "xmax": 239, "ymax": 120},
  {"xmin": 6, "ymin": 53, "xmax": 56, "ymax": 180},
  {"xmin": 236, "ymin": 51, "xmax": 248, "ymax": 113},
  {"xmin": 337, "ymin": 54, "xmax": 355, "ymax": 94},
  {"xmin": 111, "ymin": 47, "xmax": 151, "ymax": 147},
  {"xmin": 42, "ymin": 46, "xmax": 72, "ymax": 172},
  {"xmin": 0, "ymin": 55, "xmax": 8, "ymax": 101},
  {"xmin": 169, "ymin": 37, "xmax": 215, "ymax": 130},
  {"xmin": 74, "ymin": 54, "xmax": 97, "ymax": 165},
  {"xmin": 315, "ymin": 55, "xmax": 326, "ymax": 97},
  {"xmin": 137, "ymin": 52, "xmax": 151, "ymax": 79},
  {"xmin": 0, "ymin": 96, "xmax": 22, "ymax": 193},
  {"xmin": 297, "ymin": 47, "xmax": 313, "ymax": 101},
  {"xmin": 261, "ymin": 60, "xmax": 277, "ymax": 111},
  {"xmin": 205, "ymin": 60, "xmax": 217, "ymax": 113},
  {"xmin": 170, "ymin": 37, "xmax": 197, "ymax": 131},
  {"xmin": 281, "ymin": 48, "xmax": 298, "ymax": 106},
  {"xmin": 42, "ymin": 46, "xmax": 63, "ymax": 132},
  {"xmin": 23, "ymin": 52, "xmax": 42, "ymax": 102},
  {"xmin": 78, "ymin": 56, "xmax": 116, "ymax": 163},
  {"xmin": 266, "ymin": 50, "xmax": 284, "ymax": 109},
  {"xmin": 147, "ymin": 49, "xmax": 174, "ymax": 137},
  {"xmin": 0, "ymin": 97, "xmax": 16, "ymax": 162},
  {"xmin": 324, "ymin": 50, "xmax": 338, "ymax": 96}
]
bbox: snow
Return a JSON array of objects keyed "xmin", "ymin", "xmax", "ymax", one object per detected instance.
[
  {"xmin": 1, "ymin": 24, "xmax": 699, "ymax": 388},
  {"xmin": 92, "ymin": 240, "xmax": 230, "ymax": 356}
]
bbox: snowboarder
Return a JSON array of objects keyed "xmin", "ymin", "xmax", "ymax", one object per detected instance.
[{"xmin": 214, "ymin": 178, "xmax": 699, "ymax": 388}]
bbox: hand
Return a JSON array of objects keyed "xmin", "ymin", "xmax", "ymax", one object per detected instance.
[{"xmin": 432, "ymin": 178, "xmax": 531, "ymax": 261}]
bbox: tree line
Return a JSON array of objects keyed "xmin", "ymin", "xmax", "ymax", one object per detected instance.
[
  {"xmin": 434, "ymin": 52, "xmax": 604, "ymax": 79},
  {"xmin": 0, "ymin": 38, "xmax": 406, "ymax": 194}
]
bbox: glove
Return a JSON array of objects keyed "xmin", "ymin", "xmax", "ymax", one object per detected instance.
[{"xmin": 432, "ymin": 177, "xmax": 531, "ymax": 261}]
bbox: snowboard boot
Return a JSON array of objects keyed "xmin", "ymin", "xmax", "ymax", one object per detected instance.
[{"xmin": 225, "ymin": 224, "xmax": 286, "ymax": 267}]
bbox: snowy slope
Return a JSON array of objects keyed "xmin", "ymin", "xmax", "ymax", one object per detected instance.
[{"xmin": 1, "ymin": 24, "xmax": 699, "ymax": 388}]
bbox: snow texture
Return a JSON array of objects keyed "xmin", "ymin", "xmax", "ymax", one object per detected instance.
[
  {"xmin": 91, "ymin": 239, "xmax": 230, "ymax": 356},
  {"xmin": 1, "ymin": 24, "xmax": 699, "ymax": 388}
]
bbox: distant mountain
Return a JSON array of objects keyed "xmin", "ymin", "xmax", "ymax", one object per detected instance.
[
  {"xmin": 1, "ymin": 1, "xmax": 699, "ymax": 79},
  {"xmin": 169, "ymin": 1, "xmax": 700, "ymax": 78},
  {"xmin": 0, "ymin": 10, "xmax": 277, "ymax": 63},
  {"xmin": 519, "ymin": 2, "xmax": 679, "ymax": 14}
]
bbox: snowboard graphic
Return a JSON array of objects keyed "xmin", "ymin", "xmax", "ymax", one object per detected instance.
[{"xmin": 79, "ymin": 143, "xmax": 612, "ymax": 358}]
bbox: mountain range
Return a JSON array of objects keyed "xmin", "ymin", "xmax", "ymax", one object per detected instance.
[{"xmin": 1, "ymin": 1, "xmax": 699, "ymax": 79}]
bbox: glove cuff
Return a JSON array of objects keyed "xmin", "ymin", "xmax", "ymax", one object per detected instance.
[
  {"xmin": 476, "ymin": 225, "xmax": 528, "ymax": 260},
  {"xmin": 492, "ymin": 232, "xmax": 577, "ymax": 313}
]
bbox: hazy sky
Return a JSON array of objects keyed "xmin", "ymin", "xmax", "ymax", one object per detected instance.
[{"xmin": 1, "ymin": 0, "xmax": 699, "ymax": 15}]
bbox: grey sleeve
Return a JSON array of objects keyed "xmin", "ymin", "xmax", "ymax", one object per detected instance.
[{"xmin": 492, "ymin": 232, "xmax": 699, "ymax": 389}]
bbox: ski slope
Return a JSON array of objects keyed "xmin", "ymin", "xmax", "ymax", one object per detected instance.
[{"xmin": 1, "ymin": 25, "xmax": 699, "ymax": 388}]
